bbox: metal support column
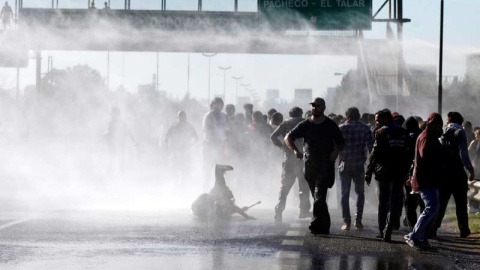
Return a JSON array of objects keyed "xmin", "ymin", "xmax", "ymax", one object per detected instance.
[
  {"xmin": 235, "ymin": 0, "xmax": 238, "ymax": 12},
  {"xmin": 156, "ymin": 51, "xmax": 159, "ymax": 91},
  {"xmin": 35, "ymin": 51, "xmax": 42, "ymax": 94},
  {"xmin": 107, "ymin": 51, "xmax": 110, "ymax": 90},
  {"xmin": 16, "ymin": 68, "xmax": 20, "ymax": 102},
  {"xmin": 438, "ymin": 0, "xmax": 444, "ymax": 115},
  {"xmin": 396, "ymin": 0, "xmax": 403, "ymax": 112}
]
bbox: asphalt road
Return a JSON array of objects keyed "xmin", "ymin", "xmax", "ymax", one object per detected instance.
[{"xmin": 0, "ymin": 209, "xmax": 478, "ymax": 270}]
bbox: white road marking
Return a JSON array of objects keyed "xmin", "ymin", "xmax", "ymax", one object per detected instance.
[
  {"xmin": 275, "ymin": 251, "xmax": 301, "ymax": 259},
  {"xmin": 286, "ymin": 230, "xmax": 306, "ymax": 237},
  {"xmin": 281, "ymin": 239, "xmax": 304, "ymax": 246},
  {"xmin": 0, "ymin": 216, "xmax": 38, "ymax": 231}
]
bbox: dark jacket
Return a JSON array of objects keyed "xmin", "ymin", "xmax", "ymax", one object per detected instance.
[
  {"xmin": 366, "ymin": 123, "xmax": 411, "ymax": 181},
  {"xmin": 414, "ymin": 130, "xmax": 445, "ymax": 189},
  {"xmin": 441, "ymin": 123, "xmax": 474, "ymax": 182}
]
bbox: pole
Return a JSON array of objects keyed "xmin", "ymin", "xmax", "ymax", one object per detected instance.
[
  {"xmin": 107, "ymin": 51, "xmax": 110, "ymax": 90},
  {"xmin": 35, "ymin": 51, "xmax": 41, "ymax": 94},
  {"xmin": 187, "ymin": 53, "xmax": 190, "ymax": 95},
  {"xmin": 234, "ymin": 0, "xmax": 238, "ymax": 12},
  {"xmin": 396, "ymin": 0, "xmax": 403, "ymax": 112},
  {"xmin": 438, "ymin": 0, "xmax": 444, "ymax": 115},
  {"xmin": 202, "ymin": 53, "xmax": 216, "ymax": 102},
  {"xmin": 218, "ymin": 66, "xmax": 231, "ymax": 101},
  {"xmin": 16, "ymin": 67, "xmax": 20, "ymax": 102},
  {"xmin": 232, "ymin": 76, "xmax": 242, "ymax": 105},
  {"xmin": 156, "ymin": 51, "xmax": 159, "ymax": 91},
  {"xmin": 198, "ymin": 0, "xmax": 202, "ymax": 11}
]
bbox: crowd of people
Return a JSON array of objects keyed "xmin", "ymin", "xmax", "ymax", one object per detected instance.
[{"xmin": 164, "ymin": 96, "xmax": 478, "ymax": 251}]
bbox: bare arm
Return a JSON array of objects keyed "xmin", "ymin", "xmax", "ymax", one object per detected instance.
[
  {"xmin": 270, "ymin": 124, "xmax": 285, "ymax": 149},
  {"xmin": 285, "ymin": 133, "xmax": 303, "ymax": 159}
]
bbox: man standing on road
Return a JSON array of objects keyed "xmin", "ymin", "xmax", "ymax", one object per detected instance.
[
  {"xmin": 338, "ymin": 107, "xmax": 374, "ymax": 231},
  {"xmin": 271, "ymin": 107, "xmax": 311, "ymax": 223},
  {"xmin": 365, "ymin": 109, "xmax": 411, "ymax": 242},
  {"xmin": 432, "ymin": 112, "xmax": 475, "ymax": 238},
  {"xmin": 203, "ymin": 98, "xmax": 227, "ymax": 189},
  {"xmin": 164, "ymin": 111, "xmax": 198, "ymax": 183},
  {"xmin": 285, "ymin": 98, "xmax": 345, "ymax": 235}
]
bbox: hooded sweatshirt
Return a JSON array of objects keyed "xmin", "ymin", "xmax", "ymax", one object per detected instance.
[{"xmin": 414, "ymin": 113, "xmax": 445, "ymax": 190}]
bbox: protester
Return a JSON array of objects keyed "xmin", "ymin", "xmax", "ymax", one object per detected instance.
[
  {"xmin": 225, "ymin": 104, "xmax": 236, "ymax": 121},
  {"xmin": 469, "ymin": 127, "xmax": 480, "ymax": 176},
  {"xmin": 243, "ymin": 104, "xmax": 254, "ymax": 125},
  {"xmin": 365, "ymin": 109, "xmax": 411, "ymax": 242},
  {"xmin": 267, "ymin": 108, "xmax": 277, "ymax": 125},
  {"xmin": 432, "ymin": 112, "xmax": 475, "ymax": 238},
  {"xmin": 463, "ymin": 121, "xmax": 475, "ymax": 145},
  {"xmin": 402, "ymin": 117, "xmax": 425, "ymax": 228},
  {"xmin": 164, "ymin": 111, "xmax": 198, "ymax": 183},
  {"xmin": 405, "ymin": 113, "xmax": 444, "ymax": 250},
  {"xmin": 271, "ymin": 107, "xmax": 310, "ymax": 222},
  {"xmin": 202, "ymin": 98, "xmax": 227, "ymax": 189},
  {"xmin": 270, "ymin": 112, "xmax": 284, "ymax": 130},
  {"xmin": 1, "ymin": 1, "xmax": 13, "ymax": 29},
  {"xmin": 338, "ymin": 107, "xmax": 374, "ymax": 230},
  {"xmin": 285, "ymin": 98, "xmax": 345, "ymax": 235}
]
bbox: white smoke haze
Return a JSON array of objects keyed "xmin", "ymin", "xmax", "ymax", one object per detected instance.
[{"xmin": 0, "ymin": 0, "xmax": 478, "ymax": 216}]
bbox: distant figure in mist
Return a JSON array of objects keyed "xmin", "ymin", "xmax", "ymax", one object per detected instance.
[
  {"xmin": 104, "ymin": 107, "xmax": 134, "ymax": 175},
  {"xmin": 191, "ymin": 165, "xmax": 256, "ymax": 220},
  {"xmin": 89, "ymin": 0, "xmax": 96, "ymax": 9},
  {"xmin": 202, "ymin": 98, "xmax": 227, "ymax": 189},
  {"xmin": 164, "ymin": 111, "xmax": 198, "ymax": 183},
  {"xmin": 243, "ymin": 103, "xmax": 254, "ymax": 125},
  {"xmin": 103, "ymin": 2, "xmax": 110, "ymax": 10},
  {"xmin": 1, "ymin": 2, "xmax": 13, "ymax": 30}
]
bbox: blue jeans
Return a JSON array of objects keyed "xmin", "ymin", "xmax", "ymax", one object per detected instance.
[
  {"xmin": 339, "ymin": 168, "xmax": 365, "ymax": 224},
  {"xmin": 409, "ymin": 188, "xmax": 439, "ymax": 243}
]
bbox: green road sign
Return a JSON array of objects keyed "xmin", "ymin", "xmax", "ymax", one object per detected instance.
[{"xmin": 259, "ymin": 0, "xmax": 372, "ymax": 30}]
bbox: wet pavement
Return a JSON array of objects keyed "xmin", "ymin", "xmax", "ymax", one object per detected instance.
[{"xmin": 0, "ymin": 209, "xmax": 478, "ymax": 270}]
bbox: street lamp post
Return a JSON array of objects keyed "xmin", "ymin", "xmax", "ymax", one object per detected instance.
[
  {"xmin": 218, "ymin": 66, "xmax": 231, "ymax": 101},
  {"xmin": 232, "ymin": 76, "xmax": 243, "ymax": 104},
  {"xmin": 202, "ymin": 53, "xmax": 217, "ymax": 102}
]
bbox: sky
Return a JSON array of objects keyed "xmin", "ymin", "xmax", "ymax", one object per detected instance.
[{"xmin": 1, "ymin": 0, "xmax": 479, "ymax": 105}]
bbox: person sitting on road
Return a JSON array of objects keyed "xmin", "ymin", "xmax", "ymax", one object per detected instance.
[{"xmin": 191, "ymin": 165, "xmax": 255, "ymax": 220}]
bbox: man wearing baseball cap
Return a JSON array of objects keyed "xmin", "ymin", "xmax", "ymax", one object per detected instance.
[{"xmin": 285, "ymin": 98, "xmax": 345, "ymax": 235}]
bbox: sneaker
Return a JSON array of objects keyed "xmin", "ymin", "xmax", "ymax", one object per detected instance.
[
  {"xmin": 354, "ymin": 221, "xmax": 364, "ymax": 229},
  {"xmin": 341, "ymin": 223, "xmax": 351, "ymax": 231},
  {"xmin": 407, "ymin": 239, "xmax": 433, "ymax": 250},
  {"xmin": 404, "ymin": 234, "xmax": 411, "ymax": 240}
]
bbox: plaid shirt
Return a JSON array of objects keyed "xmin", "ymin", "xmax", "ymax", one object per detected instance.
[{"xmin": 338, "ymin": 120, "xmax": 374, "ymax": 171}]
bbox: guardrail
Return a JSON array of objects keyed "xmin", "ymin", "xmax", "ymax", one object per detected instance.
[{"xmin": 468, "ymin": 180, "xmax": 480, "ymax": 213}]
